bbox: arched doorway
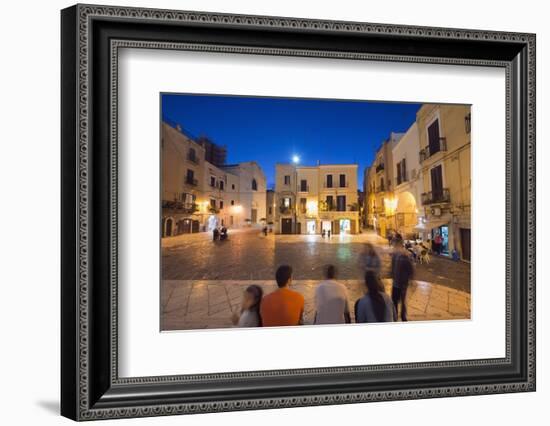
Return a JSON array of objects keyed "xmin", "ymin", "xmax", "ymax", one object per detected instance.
[
  {"xmin": 164, "ymin": 217, "xmax": 174, "ymax": 237},
  {"xmin": 395, "ymin": 191, "xmax": 418, "ymax": 236}
]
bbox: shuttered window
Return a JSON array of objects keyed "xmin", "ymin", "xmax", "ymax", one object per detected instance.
[{"xmin": 428, "ymin": 119, "xmax": 441, "ymax": 156}]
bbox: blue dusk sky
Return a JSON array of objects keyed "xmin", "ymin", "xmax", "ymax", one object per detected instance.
[{"xmin": 161, "ymin": 94, "xmax": 421, "ymax": 189}]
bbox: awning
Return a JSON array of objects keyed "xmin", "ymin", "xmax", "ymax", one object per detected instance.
[{"xmin": 413, "ymin": 220, "xmax": 449, "ymax": 232}]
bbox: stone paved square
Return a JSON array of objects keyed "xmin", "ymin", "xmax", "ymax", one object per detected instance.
[{"xmin": 161, "ymin": 228, "xmax": 471, "ymax": 330}]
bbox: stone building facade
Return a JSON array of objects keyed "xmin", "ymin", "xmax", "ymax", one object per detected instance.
[
  {"xmin": 391, "ymin": 122, "xmax": 423, "ymax": 237},
  {"xmin": 274, "ymin": 163, "xmax": 360, "ymax": 235},
  {"xmin": 415, "ymin": 104, "xmax": 471, "ymax": 261},
  {"xmin": 365, "ymin": 132, "xmax": 404, "ymax": 237},
  {"xmin": 161, "ymin": 122, "xmax": 267, "ymax": 237}
]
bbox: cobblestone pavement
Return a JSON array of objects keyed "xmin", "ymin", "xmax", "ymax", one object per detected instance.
[
  {"xmin": 161, "ymin": 279, "xmax": 470, "ymax": 331},
  {"xmin": 162, "ymin": 228, "xmax": 471, "ymax": 292},
  {"xmin": 161, "ymin": 228, "xmax": 471, "ymax": 331}
]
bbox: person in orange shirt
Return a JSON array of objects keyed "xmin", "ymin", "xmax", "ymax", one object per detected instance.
[{"xmin": 260, "ymin": 265, "xmax": 305, "ymax": 327}]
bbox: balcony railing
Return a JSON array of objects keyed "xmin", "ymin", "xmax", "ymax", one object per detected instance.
[
  {"xmin": 421, "ymin": 188, "xmax": 450, "ymax": 205},
  {"xmin": 323, "ymin": 182, "xmax": 349, "ymax": 188},
  {"xmin": 375, "ymin": 185, "xmax": 385, "ymax": 193},
  {"xmin": 298, "ymin": 185, "xmax": 310, "ymax": 192},
  {"xmin": 279, "ymin": 206, "xmax": 293, "ymax": 214},
  {"xmin": 419, "ymin": 138, "xmax": 447, "ymax": 162},
  {"xmin": 162, "ymin": 201, "xmax": 198, "ymax": 214},
  {"xmin": 375, "ymin": 163, "xmax": 385, "ymax": 173},
  {"xmin": 185, "ymin": 178, "xmax": 198, "ymax": 186},
  {"xmin": 210, "ymin": 182, "xmax": 224, "ymax": 190},
  {"xmin": 187, "ymin": 154, "xmax": 199, "ymax": 164},
  {"xmin": 396, "ymin": 171, "xmax": 409, "ymax": 186}
]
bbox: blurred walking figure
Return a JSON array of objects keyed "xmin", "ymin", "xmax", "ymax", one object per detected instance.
[
  {"xmin": 363, "ymin": 243, "xmax": 381, "ymax": 276},
  {"xmin": 260, "ymin": 265, "xmax": 304, "ymax": 327},
  {"xmin": 387, "ymin": 229, "xmax": 394, "ymax": 246},
  {"xmin": 231, "ymin": 285, "xmax": 263, "ymax": 327},
  {"xmin": 314, "ymin": 265, "xmax": 351, "ymax": 325},
  {"xmin": 391, "ymin": 239, "xmax": 414, "ymax": 321},
  {"xmin": 355, "ymin": 270, "xmax": 396, "ymax": 323}
]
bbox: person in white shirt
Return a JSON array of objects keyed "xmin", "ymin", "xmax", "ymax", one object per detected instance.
[{"xmin": 314, "ymin": 265, "xmax": 351, "ymax": 325}]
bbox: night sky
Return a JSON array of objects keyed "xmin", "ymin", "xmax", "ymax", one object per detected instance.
[{"xmin": 162, "ymin": 94, "xmax": 421, "ymax": 189}]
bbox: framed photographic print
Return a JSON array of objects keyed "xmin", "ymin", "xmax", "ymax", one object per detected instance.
[{"xmin": 61, "ymin": 4, "xmax": 536, "ymax": 421}]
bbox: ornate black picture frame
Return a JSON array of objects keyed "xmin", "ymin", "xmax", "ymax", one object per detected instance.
[{"xmin": 61, "ymin": 4, "xmax": 536, "ymax": 421}]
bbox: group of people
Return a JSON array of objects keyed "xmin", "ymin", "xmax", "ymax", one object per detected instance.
[
  {"xmin": 231, "ymin": 239, "xmax": 414, "ymax": 328},
  {"xmin": 212, "ymin": 226, "xmax": 228, "ymax": 241}
]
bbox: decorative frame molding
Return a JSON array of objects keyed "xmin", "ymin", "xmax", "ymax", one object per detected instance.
[{"xmin": 61, "ymin": 4, "xmax": 535, "ymax": 421}]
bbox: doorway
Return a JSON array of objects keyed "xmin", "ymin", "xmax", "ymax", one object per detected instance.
[
  {"xmin": 432, "ymin": 225, "xmax": 449, "ymax": 255},
  {"xmin": 206, "ymin": 215, "xmax": 218, "ymax": 231},
  {"xmin": 306, "ymin": 220, "xmax": 316, "ymax": 234},
  {"xmin": 281, "ymin": 218, "xmax": 292, "ymax": 234},
  {"xmin": 339, "ymin": 219, "xmax": 351, "ymax": 234},
  {"xmin": 460, "ymin": 228, "xmax": 471, "ymax": 261},
  {"xmin": 165, "ymin": 218, "xmax": 173, "ymax": 237}
]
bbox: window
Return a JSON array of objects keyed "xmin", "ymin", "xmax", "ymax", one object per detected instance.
[
  {"xmin": 336, "ymin": 195, "xmax": 346, "ymax": 211},
  {"xmin": 396, "ymin": 163, "xmax": 402, "ymax": 185},
  {"xmin": 431, "ymin": 165, "xmax": 443, "ymax": 198},
  {"xmin": 326, "ymin": 174, "xmax": 333, "ymax": 188},
  {"xmin": 219, "ymin": 181, "xmax": 224, "ymax": 191},
  {"xmin": 268, "ymin": 207, "xmax": 272, "ymax": 215},
  {"xmin": 220, "ymin": 201, "xmax": 224, "ymax": 210},
  {"xmin": 284, "ymin": 175, "xmax": 290, "ymax": 185},
  {"xmin": 186, "ymin": 169, "xmax": 195, "ymax": 185},
  {"xmin": 188, "ymin": 147, "xmax": 197, "ymax": 163},
  {"xmin": 300, "ymin": 197, "xmax": 307, "ymax": 214},
  {"xmin": 252, "ymin": 179, "xmax": 258, "ymax": 191},
  {"xmin": 339, "ymin": 174, "xmax": 346, "ymax": 187},
  {"xmin": 210, "ymin": 176, "xmax": 216, "ymax": 187},
  {"xmin": 300, "ymin": 179, "xmax": 307, "ymax": 192},
  {"xmin": 210, "ymin": 199, "xmax": 216, "ymax": 209},
  {"xmin": 428, "ymin": 119, "xmax": 441, "ymax": 156},
  {"xmin": 326, "ymin": 195, "xmax": 334, "ymax": 210},
  {"xmin": 231, "ymin": 200, "xmax": 235, "ymax": 206},
  {"xmin": 283, "ymin": 197, "xmax": 291, "ymax": 208},
  {"xmin": 232, "ymin": 184, "xmax": 235, "ymax": 190},
  {"xmin": 380, "ymin": 178, "xmax": 384, "ymax": 191},
  {"xmin": 396, "ymin": 158, "xmax": 407, "ymax": 185}
]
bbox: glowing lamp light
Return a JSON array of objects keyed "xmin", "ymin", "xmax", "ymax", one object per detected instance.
[
  {"xmin": 384, "ymin": 197, "xmax": 398, "ymax": 213},
  {"xmin": 292, "ymin": 155, "xmax": 300, "ymax": 164},
  {"xmin": 306, "ymin": 200, "xmax": 318, "ymax": 215},
  {"xmin": 231, "ymin": 204, "xmax": 243, "ymax": 213}
]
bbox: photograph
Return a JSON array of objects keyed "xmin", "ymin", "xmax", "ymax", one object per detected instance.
[{"xmin": 160, "ymin": 94, "xmax": 472, "ymax": 331}]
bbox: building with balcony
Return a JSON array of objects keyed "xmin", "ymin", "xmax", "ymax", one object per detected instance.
[
  {"xmin": 274, "ymin": 163, "xmax": 359, "ymax": 234},
  {"xmin": 161, "ymin": 121, "xmax": 267, "ymax": 237},
  {"xmin": 415, "ymin": 104, "xmax": 471, "ymax": 261},
  {"xmin": 266, "ymin": 189, "xmax": 276, "ymax": 226},
  {"xmin": 391, "ymin": 122, "xmax": 423, "ymax": 237},
  {"xmin": 367, "ymin": 132, "xmax": 404, "ymax": 237},
  {"xmin": 363, "ymin": 166, "xmax": 373, "ymax": 228}
]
